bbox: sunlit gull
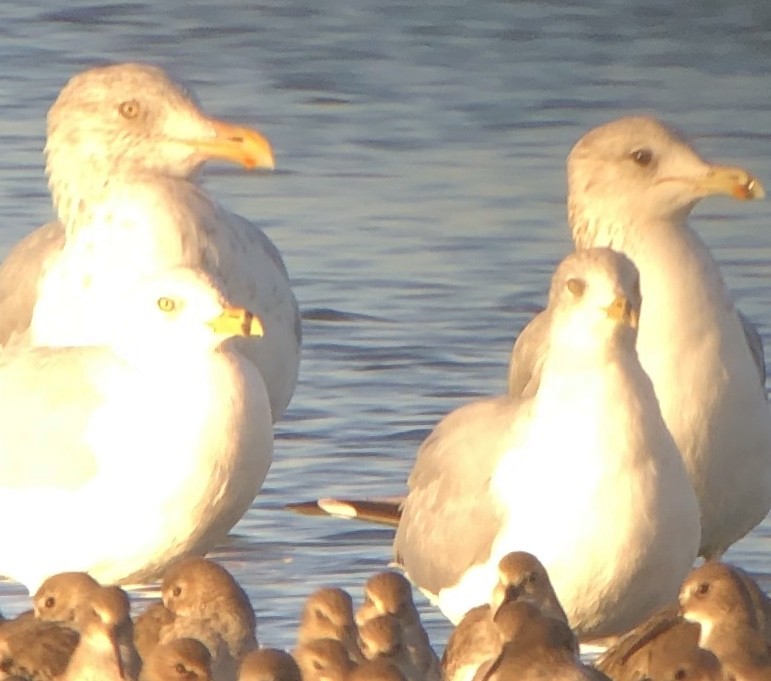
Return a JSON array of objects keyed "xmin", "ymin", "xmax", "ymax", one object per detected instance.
[
  {"xmin": 509, "ymin": 115, "xmax": 770, "ymax": 557},
  {"xmin": 0, "ymin": 267, "xmax": 272, "ymax": 592},
  {"xmin": 0, "ymin": 62, "xmax": 299, "ymax": 422},
  {"xmin": 393, "ymin": 248, "xmax": 700, "ymax": 637}
]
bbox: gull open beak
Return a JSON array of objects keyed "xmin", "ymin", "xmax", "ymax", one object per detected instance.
[
  {"xmin": 605, "ymin": 295, "xmax": 638, "ymax": 328},
  {"xmin": 207, "ymin": 307, "xmax": 265, "ymax": 337},
  {"xmin": 696, "ymin": 165, "xmax": 765, "ymax": 201},
  {"xmin": 183, "ymin": 118, "xmax": 275, "ymax": 170}
]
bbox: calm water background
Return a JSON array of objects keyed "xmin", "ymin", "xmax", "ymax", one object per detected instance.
[{"xmin": 1, "ymin": 0, "xmax": 771, "ymax": 652}]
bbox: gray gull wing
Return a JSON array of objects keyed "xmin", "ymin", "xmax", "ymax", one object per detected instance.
[{"xmin": 0, "ymin": 221, "xmax": 65, "ymax": 347}]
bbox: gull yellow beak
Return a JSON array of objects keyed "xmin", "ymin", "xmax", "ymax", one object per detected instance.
[
  {"xmin": 183, "ymin": 118, "xmax": 275, "ymax": 170},
  {"xmin": 697, "ymin": 164, "xmax": 765, "ymax": 201},
  {"xmin": 605, "ymin": 295, "xmax": 638, "ymax": 328},
  {"xmin": 207, "ymin": 307, "xmax": 265, "ymax": 337}
]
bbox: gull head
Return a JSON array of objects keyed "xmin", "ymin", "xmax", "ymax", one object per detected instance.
[
  {"xmin": 568, "ymin": 116, "xmax": 764, "ymax": 249},
  {"xmin": 45, "ymin": 63, "xmax": 274, "ymax": 222},
  {"xmin": 548, "ymin": 248, "xmax": 641, "ymax": 358},
  {"xmin": 104, "ymin": 268, "xmax": 264, "ymax": 357}
]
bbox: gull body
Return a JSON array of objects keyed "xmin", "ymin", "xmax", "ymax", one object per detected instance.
[
  {"xmin": 395, "ymin": 248, "xmax": 700, "ymax": 637},
  {"xmin": 510, "ymin": 115, "xmax": 770, "ymax": 557},
  {"xmin": 0, "ymin": 269, "xmax": 272, "ymax": 591},
  {"xmin": 0, "ymin": 62, "xmax": 299, "ymax": 421}
]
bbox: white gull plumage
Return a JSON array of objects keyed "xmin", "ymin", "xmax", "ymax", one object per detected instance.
[
  {"xmin": 394, "ymin": 248, "xmax": 700, "ymax": 638},
  {"xmin": 0, "ymin": 268, "xmax": 272, "ymax": 592},
  {"xmin": 509, "ymin": 115, "xmax": 771, "ymax": 558},
  {"xmin": 0, "ymin": 62, "xmax": 299, "ymax": 422}
]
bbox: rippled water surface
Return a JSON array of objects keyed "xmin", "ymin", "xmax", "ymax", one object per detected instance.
[{"xmin": 1, "ymin": 0, "xmax": 771, "ymax": 652}]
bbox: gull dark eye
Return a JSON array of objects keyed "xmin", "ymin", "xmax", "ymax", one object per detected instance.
[
  {"xmin": 630, "ymin": 148, "xmax": 653, "ymax": 166},
  {"xmin": 172, "ymin": 585, "xmax": 182, "ymax": 597},
  {"xmin": 45, "ymin": 596, "xmax": 56, "ymax": 609},
  {"xmin": 695, "ymin": 581, "xmax": 710, "ymax": 596},
  {"xmin": 118, "ymin": 99, "xmax": 141, "ymax": 119}
]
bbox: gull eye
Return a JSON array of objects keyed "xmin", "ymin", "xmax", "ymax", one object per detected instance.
[
  {"xmin": 175, "ymin": 663, "xmax": 186, "ymax": 676},
  {"xmin": 157, "ymin": 297, "xmax": 176, "ymax": 312},
  {"xmin": 118, "ymin": 99, "xmax": 141, "ymax": 119},
  {"xmin": 45, "ymin": 596, "xmax": 56, "ymax": 609},
  {"xmin": 630, "ymin": 148, "xmax": 653, "ymax": 166},
  {"xmin": 566, "ymin": 278, "xmax": 586, "ymax": 297}
]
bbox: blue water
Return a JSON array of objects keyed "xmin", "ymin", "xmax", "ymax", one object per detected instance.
[{"xmin": 1, "ymin": 0, "xmax": 770, "ymax": 652}]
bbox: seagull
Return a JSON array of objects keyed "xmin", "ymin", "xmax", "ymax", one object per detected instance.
[
  {"xmin": 509, "ymin": 115, "xmax": 771, "ymax": 558},
  {"xmin": 393, "ymin": 248, "xmax": 700, "ymax": 637},
  {"xmin": 0, "ymin": 268, "xmax": 272, "ymax": 591},
  {"xmin": 0, "ymin": 62, "xmax": 299, "ymax": 422}
]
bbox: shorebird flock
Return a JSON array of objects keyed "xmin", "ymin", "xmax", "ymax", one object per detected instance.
[
  {"xmin": 0, "ymin": 62, "xmax": 770, "ymax": 679},
  {"xmin": 0, "ymin": 554, "xmax": 769, "ymax": 680}
]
